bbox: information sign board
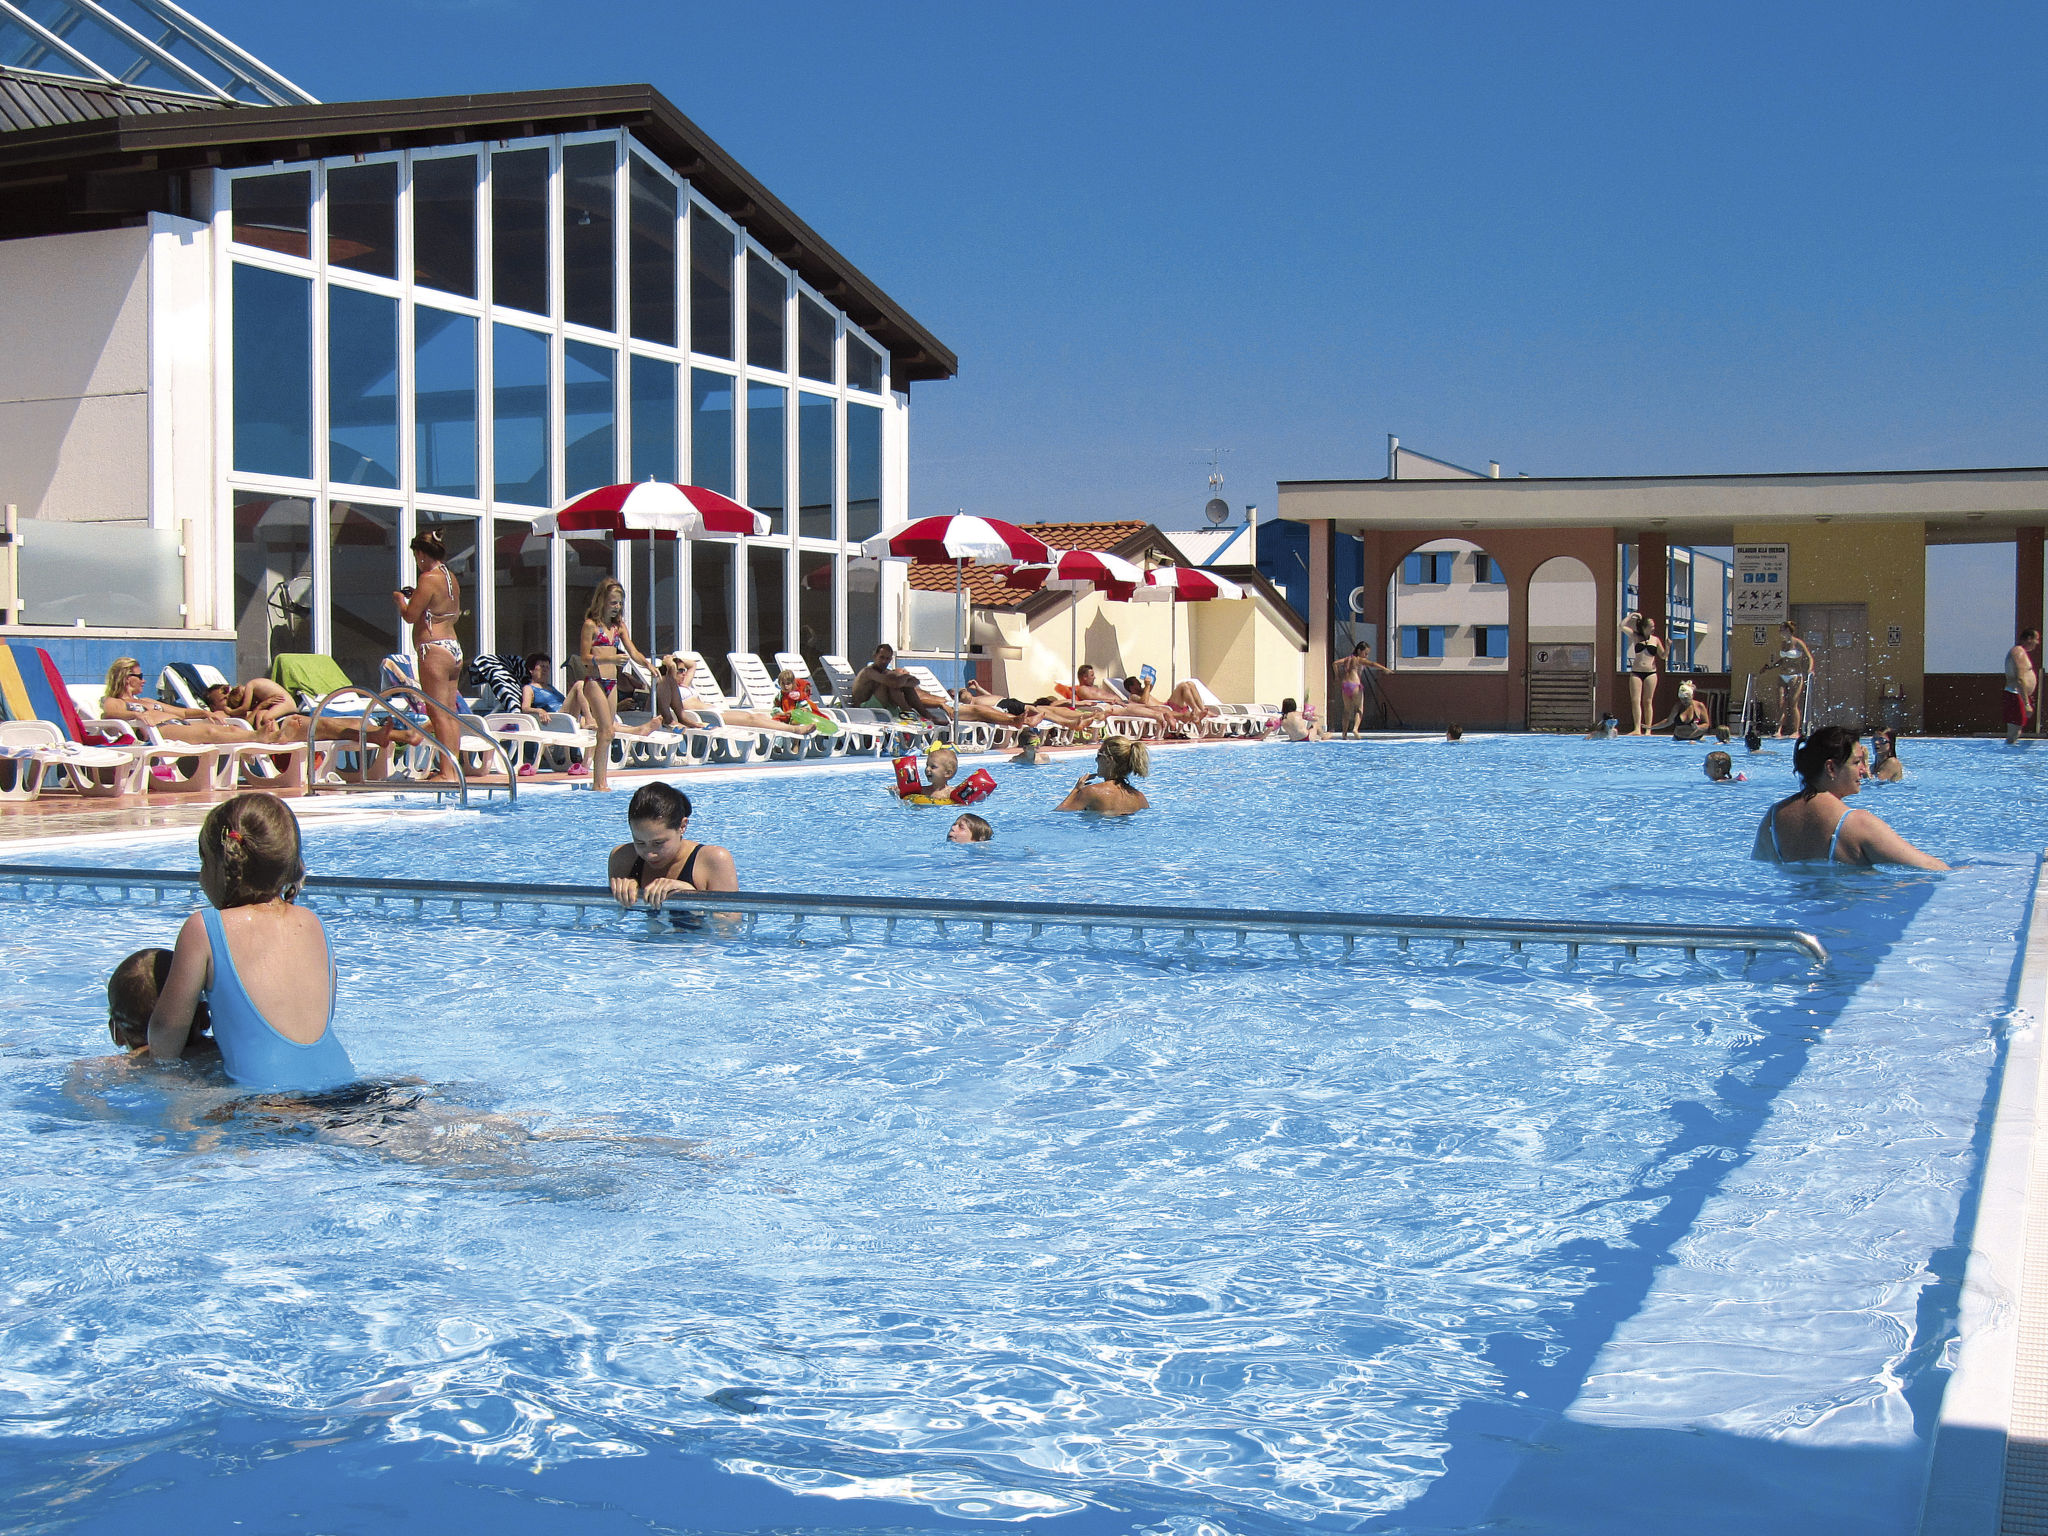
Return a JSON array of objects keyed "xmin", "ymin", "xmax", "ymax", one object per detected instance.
[{"xmin": 1733, "ymin": 544, "xmax": 1790, "ymax": 623}]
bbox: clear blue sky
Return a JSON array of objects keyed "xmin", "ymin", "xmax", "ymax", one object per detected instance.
[{"xmin": 205, "ymin": 0, "xmax": 2045, "ymax": 664}]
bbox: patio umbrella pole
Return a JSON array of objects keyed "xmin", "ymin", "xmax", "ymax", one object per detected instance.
[
  {"xmin": 1071, "ymin": 594, "xmax": 1080, "ymax": 698},
  {"xmin": 952, "ymin": 556, "xmax": 963, "ymax": 742}
]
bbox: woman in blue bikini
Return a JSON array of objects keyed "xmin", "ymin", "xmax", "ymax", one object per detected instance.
[{"xmin": 1750, "ymin": 725, "xmax": 1946, "ymax": 869}]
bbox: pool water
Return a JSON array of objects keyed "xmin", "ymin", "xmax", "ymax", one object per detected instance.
[{"xmin": 0, "ymin": 735, "xmax": 2040, "ymax": 1534}]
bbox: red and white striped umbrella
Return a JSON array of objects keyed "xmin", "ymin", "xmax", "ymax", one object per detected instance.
[
  {"xmin": 535, "ymin": 482, "xmax": 771, "ymax": 540},
  {"xmin": 862, "ymin": 515, "xmax": 1054, "ymax": 567},
  {"xmin": 1007, "ymin": 548, "xmax": 1143, "ymax": 599},
  {"xmin": 1134, "ymin": 565, "xmax": 1245, "ymax": 602}
]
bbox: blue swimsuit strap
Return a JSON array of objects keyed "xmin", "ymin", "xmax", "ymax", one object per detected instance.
[
  {"xmin": 1771, "ymin": 803, "xmax": 1857, "ymax": 864},
  {"xmin": 1829, "ymin": 807, "xmax": 1856, "ymax": 863}
]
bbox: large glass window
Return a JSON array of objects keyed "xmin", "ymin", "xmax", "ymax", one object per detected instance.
[
  {"xmin": 492, "ymin": 323, "xmax": 551, "ymax": 506},
  {"xmin": 628, "ymin": 157, "xmax": 677, "ymax": 347},
  {"xmin": 494, "ymin": 517, "xmax": 550, "ymax": 664},
  {"xmin": 491, "ymin": 147, "xmax": 550, "ymax": 318},
  {"xmin": 564, "ymin": 536, "xmax": 613, "ymax": 661},
  {"xmin": 327, "ymin": 286, "xmax": 398, "ymax": 489},
  {"xmin": 232, "ymin": 263, "xmax": 312, "ymax": 479},
  {"xmin": 847, "ymin": 335, "xmax": 884, "ymax": 395},
  {"xmin": 326, "ymin": 162, "xmax": 397, "ymax": 279},
  {"xmin": 414, "ymin": 307, "xmax": 477, "ymax": 499},
  {"xmin": 564, "ymin": 341, "xmax": 617, "ymax": 498},
  {"xmin": 847, "ymin": 403, "xmax": 883, "ymax": 543},
  {"xmin": 412, "ymin": 154, "xmax": 476, "ymax": 299},
  {"xmin": 630, "ymin": 356, "xmax": 677, "ymax": 484},
  {"xmin": 747, "ymin": 252, "xmax": 785, "ymax": 370},
  {"xmin": 230, "ymin": 172, "xmax": 309, "ymax": 259},
  {"xmin": 632, "ymin": 539, "xmax": 680, "ymax": 659},
  {"xmin": 691, "ymin": 540, "xmax": 732, "ymax": 665},
  {"xmin": 846, "ymin": 559, "xmax": 880, "ymax": 668},
  {"xmin": 326, "ymin": 499, "xmax": 400, "ymax": 685},
  {"xmin": 690, "ymin": 370, "xmax": 734, "ymax": 496},
  {"xmin": 797, "ymin": 294, "xmax": 835, "ymax": 383},
  {"xmin": 746, "ymin": 384, "xmax": 786, "ymax": 532},
  {"xmin": 562, "ymin": 141, "xmax": 615, "ymax": 333},
  {"xmin": 690, "ymin": 212, "xmax": 734, "ymax": 360},
  {"xmin": 798, "ymin": 392, "xmax": 835, "ymax": 539},
  {"xmin": 747, "ymin": 544, "xmax": 787, "ymax": 656},
  {"xmin": 232, "ymin": 492, "xmax": 312, "ymax": 683},
  {"xmin": 798, "ymin": 551, "xmax": 834, "ymax": 675},
  {"xmin": 415, "ymin": 508, "xmax": 481, "ymax": 663}
]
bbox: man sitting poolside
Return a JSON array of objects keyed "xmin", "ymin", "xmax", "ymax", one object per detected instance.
[{"xmin": 850, "ymin": 645, "xmax": 949, "ymax": 726}]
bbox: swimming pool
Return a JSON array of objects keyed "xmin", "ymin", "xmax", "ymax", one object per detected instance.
[{"xmin": 0, "ymin": 735, "xmax": 2036, "ymax": 1534}]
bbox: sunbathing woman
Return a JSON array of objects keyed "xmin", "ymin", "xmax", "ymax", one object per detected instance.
[
  {"xmin": 1750, "ymin": 725, "xmax": 1946, "ymax": 869},
  {"xmin": 1057, "ymin": 735, "xmax": 1150, "ymax": 816},
  {"xmin": 658, "ymin": 655, "xmax": 819, "ymax": 739},
  {"xmin": 607, "ymin": 781, "xmax": 737, "ymax": 905},
  {"xmin": 101, "ymin": 658, "xmax": 280, "ymax": 745},
  {"xmin": 1125, "ymin": 675, "xmax": 1212, "ymax": 736}
]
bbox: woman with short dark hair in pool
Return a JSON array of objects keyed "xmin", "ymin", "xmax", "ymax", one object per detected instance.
[
  {"xmin": 1058, "ymin": 736, "xmax": 1149, "ymax": 816},
  {"xmin": 1750, "ymin": 725, "xmax": 1946, "ymax": 869},
  {"xmin": 608, "ymin": 782, "xmax": 737, "ymax": 907}
]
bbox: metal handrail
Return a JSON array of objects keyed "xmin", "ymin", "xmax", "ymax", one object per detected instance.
[
  {"xmin": 0, "ymin": 864, "xmax": 1828, "ymax": 964},
  {"xmin": 301, "ymin": 685, "xmax": 517, "ymax": 808}
]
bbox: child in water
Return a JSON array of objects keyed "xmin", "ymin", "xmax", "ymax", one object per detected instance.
[
  {"xmin": 108, "ymin": 947, "xmax": 213, "ymax": 1057},
  {"xmin": 892, "ymin": 745, "xmax": 996, "ymax": 806},
  {"xmin": 1007, "ymin": 728, "xmax": 1048, "ymax": 766},
  {"xmin": 948, "ymin": 813, "xmax": 993, "ymax": 843},
  {"xmin": 1703, "ymin": 750, "xmax": 1747, "ymax": 783},
  {"xmin": 146, "ymin": 792, "xmax": 356, "ymax": 1093}
]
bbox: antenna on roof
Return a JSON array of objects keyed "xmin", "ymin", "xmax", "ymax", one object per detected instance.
[{"xmin": 1203, "ymin": 447, "xmax": 1231, "ymax": 525}]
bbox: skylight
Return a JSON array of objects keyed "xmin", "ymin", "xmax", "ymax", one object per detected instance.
[{"xmin": 0, "ymin": 0, "xmax": 315, "ymax": 105}]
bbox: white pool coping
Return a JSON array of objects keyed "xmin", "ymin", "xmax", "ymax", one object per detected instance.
[{"xmin": 1920, "ymin": 852, "xmax": 2048, "ymax": 1535}]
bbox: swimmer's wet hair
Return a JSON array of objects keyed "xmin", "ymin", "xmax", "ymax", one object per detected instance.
[
  {"xmin": 198, "ymin": 792, "xmax": 304, "ymax": 910},
  {"xmin": 1704, "ymin": 751, "xmax": 1733, "ymax": 781},
  {"xmin": 1016, "ymin": 728, "xmax": 1040, "ymax": 746},
  {"xmin": 1097, "ymin": 735, "xmax": 1149, "ymax": 782},
  {"xmin": 628, "ymin": 780, "xmax": 691, "ymax": 829},
  {"xmin": 953, "ymin": 813, "xmax": 993, "ymax": 842},
  {"xmin": 1792, "ymin": 726, "xmax": 1860, "ymax": 797}
]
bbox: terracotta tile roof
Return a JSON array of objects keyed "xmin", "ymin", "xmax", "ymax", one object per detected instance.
[{"xmin": 903, "ymin": 521, "xmax": 1156, "ymax": 608}]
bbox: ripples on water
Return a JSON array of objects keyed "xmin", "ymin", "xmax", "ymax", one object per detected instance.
[{"xmin": 0, "ymin": 737, "xmax": 2039, "ymax": 1532}]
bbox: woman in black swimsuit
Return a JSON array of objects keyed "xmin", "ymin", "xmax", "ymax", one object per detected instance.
[{"xmin": 606, "ymin": 781, "xmax": 737, "ymax": 906}]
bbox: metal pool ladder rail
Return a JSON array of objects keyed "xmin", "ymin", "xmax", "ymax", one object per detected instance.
[{"xmin": 0, "ymin": 865, "xmax": 1829, "ymax": 965}]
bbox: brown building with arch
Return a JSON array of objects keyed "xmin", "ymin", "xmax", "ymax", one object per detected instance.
[{"xmin": 1278, "ymin": 464, "xmax": 2048, "ymax": 734}]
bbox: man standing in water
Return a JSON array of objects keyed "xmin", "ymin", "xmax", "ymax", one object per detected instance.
[{"xmin": 2006, "ymin": 628, "xmax": 2039, "ymax": 745}]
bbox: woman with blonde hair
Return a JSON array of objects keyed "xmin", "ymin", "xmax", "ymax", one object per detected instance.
[
  {"xmin": 393, "ymin": 528, "xmax": 465, "ymax": 782},
  {"xmin": 100, "ymin": 658, "xmax": 276, "ymax": 745},
  {"xmin": 573, "ymin": 577, "xmax": 657, "ymax": 792},
  {"xmin": 1058, "ymin": 735, "xmax": 1150, "ymax": 816}
]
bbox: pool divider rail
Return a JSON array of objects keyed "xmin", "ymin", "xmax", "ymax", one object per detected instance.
[{"xmin": 0, "ymin": 864, "xmax": 1829, "ymax": 964}]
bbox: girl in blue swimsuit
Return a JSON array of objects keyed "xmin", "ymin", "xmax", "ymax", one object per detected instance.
[
  {"xmin": 1750, "ymin": 725, "xmax": 1947, "ymax": 870},
  {"xmin": 146, "ymin": 792, "xmax": 356, "ymax": 1092}
]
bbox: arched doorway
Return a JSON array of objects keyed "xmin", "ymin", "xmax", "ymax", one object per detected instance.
[
  {"xmin": 1527, "ymin": 556, "xmax": 1598, "ymax": 731},
  {"xmin": 1383, "ymin": 538, "xmax": 1510, "ymax": 671}
]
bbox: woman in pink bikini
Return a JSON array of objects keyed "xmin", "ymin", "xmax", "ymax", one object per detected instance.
[{"xmin": 574, "ymin": 577, "xmax": 657, "ymax": 793}]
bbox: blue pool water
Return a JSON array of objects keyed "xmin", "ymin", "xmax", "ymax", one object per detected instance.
[{"xmin": 0, "ymin": 735, "xmax": 2040, "ymax": 1534}]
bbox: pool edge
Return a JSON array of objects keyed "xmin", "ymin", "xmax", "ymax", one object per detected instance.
[{"xmin": 1919, "ymin": 850, "xmax": 2048, "ymax": 1536}]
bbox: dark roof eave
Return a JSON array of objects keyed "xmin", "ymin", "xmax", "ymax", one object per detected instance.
[{"xmin": 0, "ymin": 82, "xmax": 957, "ymax": 383}]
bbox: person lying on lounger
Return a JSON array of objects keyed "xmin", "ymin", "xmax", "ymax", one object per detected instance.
[
  {"xmin": 1124, "ymin": 675, "xmax": 1212, "ymax": 735},
  {"xmin": 101, "ymin": 658, "xmax": 283, "ymax": 745},
  {"xmin": 204, "ymin": 679, "xmax": 417, "ymax": 774},
  {"xmin": 1068, "ymin": 665, "xmax": 1172, "ymax": 731},
  {"xmin": 203, "ymin": 676, "xmax": 299, "ymax": 732}
]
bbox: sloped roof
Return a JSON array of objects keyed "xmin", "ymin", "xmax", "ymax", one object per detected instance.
[
  {"xmin": 905, "ymin": 520, "xmax": 1159, "ymax": 609},
  {"xmin": 0, "ymin": 66, "xmax": 221, "ymax": 131}
]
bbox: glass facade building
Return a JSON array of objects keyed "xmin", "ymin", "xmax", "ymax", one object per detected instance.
[{"xmin": 218, "ymin": 126, "xmax": 913, "ymax": 683}]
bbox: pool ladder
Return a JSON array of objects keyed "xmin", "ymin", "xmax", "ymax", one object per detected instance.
[{"xmin": 0, "ymin": 865, "xmax": 1828, "ymax": 966}]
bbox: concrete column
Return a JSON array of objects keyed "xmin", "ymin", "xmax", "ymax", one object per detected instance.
[
  {"xmin": 1307, "ymin": 519, "xmax": 1333, "ymax": 714},
  {"xmin": 2019, "ymin": 526, "xmax": 2044, "ymax": 727}
]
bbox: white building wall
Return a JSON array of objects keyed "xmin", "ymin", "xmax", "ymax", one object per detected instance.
[
  {"xmin": 146, "ymin": 213, "xmax": 217, "ymax": 625},
  {"xmin": 0, "ymin": 225, "xmax": 152, "ymax": 525}
]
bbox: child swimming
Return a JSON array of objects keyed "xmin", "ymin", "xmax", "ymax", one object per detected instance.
[
  {"xmin": 146, "ymin": 792, "xmax": 356, "ymax": 1093},
  {"xmin": 108, "ymin": 947, "xmax": 211, "ymax": 1056},
  {"xmin": 948, "ymin": 813, "xmax": 993, "ymax": 843}
]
